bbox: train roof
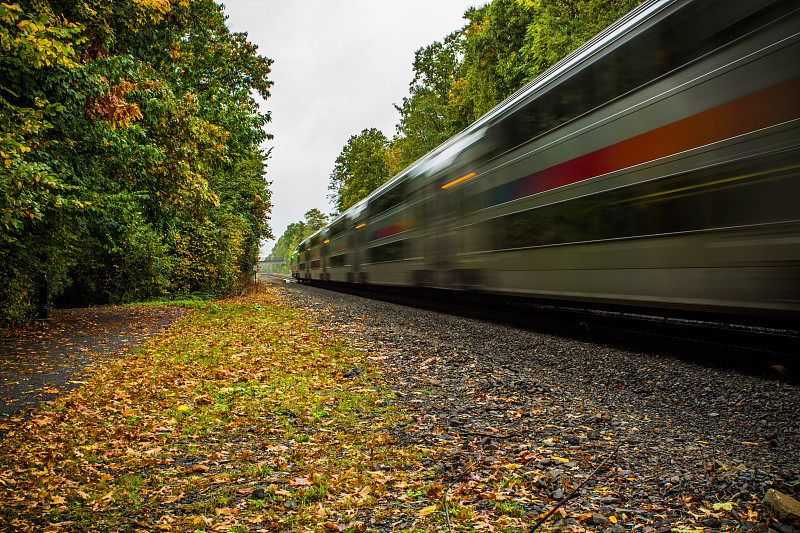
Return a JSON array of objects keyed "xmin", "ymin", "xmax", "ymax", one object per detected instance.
[
  {"xmin": 299, "ymin": 0, "xmax": 692, "ymax": 248},
  {"xmin": 330, "ymin": 0, "xmax": 674, "ymax": 218}
]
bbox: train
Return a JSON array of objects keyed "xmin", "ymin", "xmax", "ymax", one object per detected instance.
[{"xmin": 292, "ymin": 0, "xmax": 800, "ymax": 324}]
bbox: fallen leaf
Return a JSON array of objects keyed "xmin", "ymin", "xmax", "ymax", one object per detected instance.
[{"xmin": 418, "ymin": 505, "xmax": 438, "ymax": 517}]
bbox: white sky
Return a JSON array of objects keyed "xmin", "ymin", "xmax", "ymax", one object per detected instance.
[{"xmin": 222, "ymin": 0, "xmax": 479, "ymax": 256}]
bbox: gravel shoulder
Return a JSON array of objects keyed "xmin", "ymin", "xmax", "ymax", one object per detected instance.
[{"xmin": 287, "ymin": 282, "xmax": 800, "ymax": 532}]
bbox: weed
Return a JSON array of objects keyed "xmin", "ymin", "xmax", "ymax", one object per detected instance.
[{"xmin": 496, "ymin": 501, "xmax": 523, "ymax": 517}]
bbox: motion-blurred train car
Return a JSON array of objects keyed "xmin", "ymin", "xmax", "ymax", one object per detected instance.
[{"xmin": 292, "ymin": 0, "xmax": 800, "ymax": 321}]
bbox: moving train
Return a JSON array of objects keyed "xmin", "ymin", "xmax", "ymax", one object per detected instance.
[{"xmin": 292, "ymin": 0, "xmax": 800, "ymax": 323}]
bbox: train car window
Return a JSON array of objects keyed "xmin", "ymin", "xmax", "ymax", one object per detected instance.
[
  {"xmin": 485, "ymin": 155, "xmax": 800, "ymax": 251},
  {"xmin": 310, "ymin": 235, "xmax": 321, "ymax": 248},
  {"xmin": 367, "ymin": 240, "xmax": 407, "ymax": 263},
  {"xmin": 330, "ymin": 218, "xmax": 348, "ymax": 237},
  {"xmin": 329, "ymin": 254, "xmax": 347, "ymax": 267},
  {"xmin": 491, "ymin": 0, "xmax": 791, "ymax": 155},
  {"xmin": 368, "ymin": 182, "xmax": 407, "ymax": 218}
]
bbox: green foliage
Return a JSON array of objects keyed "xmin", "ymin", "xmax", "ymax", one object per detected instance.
[
  {"xmin": 169, "ymin": 212, "xmax": 247, "ymax": 296},
  {"xmin": 270, "ymin": 209, "xmax": 330, "ymax": 273},
  {"xmin": 517, "ymin": 0, "xmax": 642, "ymax": 80},
  {"xmin": 392, "ymin": 37, "xmax": 460, "ymax": 171},
  {"xmin": 328, "ymin": 128, "xmax": 392, "ymax": 212},
  {"xmin": 303, "ymin": 208, "xmax": 329, "ymax": 232},
  {"xmin": 0, "ymin": 0, "xmax": 273, "ymax": 323},
  {"xmin": 448, "ymin": 0, "xmax": 534, "ymax": 131}
]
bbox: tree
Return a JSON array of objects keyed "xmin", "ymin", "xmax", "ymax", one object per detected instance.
[
  {"xmin": 0, "ymin": 0, "xmax": 274, "ymax": 322},
  {"xmin": 270, "ymin": 209, "xmax": 330, "ymax": 273},
  {"xmin": 392, "ymin": 37, "xmax": 460, "ymax": 172},
  {"xmin": 446, "ymin": 0, "xmax": 535, "ymax": 132},
  {"xmin": 328, "ymin": 128, "xmax": 392, "ymax": 212},
  {"xmin": 303, "ymin": 208, "xmax": 329, "ymax": 233},
  {"xmin": 517, "ymin": 0, "xmax": 641, "ymax": 79}
]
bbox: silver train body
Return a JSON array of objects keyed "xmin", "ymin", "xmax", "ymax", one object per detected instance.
[{"xmin": 293, "ymin": 0, "xmax": 800, "ymax": 321}]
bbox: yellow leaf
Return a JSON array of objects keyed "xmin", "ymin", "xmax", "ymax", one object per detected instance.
[{"xmin": 418, "ymin": 504, "xmax": 438, "ymax": 517}]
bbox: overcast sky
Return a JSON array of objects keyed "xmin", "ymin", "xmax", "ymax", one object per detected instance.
[{"xmin": 222, "ymin": 0, "xmax": 479, "ymax": 256}]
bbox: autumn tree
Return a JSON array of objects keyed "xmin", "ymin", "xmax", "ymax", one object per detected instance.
[
  {"xmin": 0, "ymin": 0, "xmax": 273, "ymax": 321},
  {"xmin": 328, "ymin": 128, "xmax": 392, "ymax": 212}
]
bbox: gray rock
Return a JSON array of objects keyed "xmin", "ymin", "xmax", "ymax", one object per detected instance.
[
  {"xmin": 764, "ymin": 489, "xmax": 800, "ymax": 527},
  {"xmin": 342, "ymin": 366, "xmax": 364, "ymax": 379},
  {"xmin": 592, "ymin": 513, "xmax": 610, "ymax": 525},
  {"xmin": 283, "ymin": 499, "xmax": 299, "ymax": 511}
]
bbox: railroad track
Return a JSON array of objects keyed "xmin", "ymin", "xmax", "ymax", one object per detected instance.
[{"xmin": 302, "ymin": 279, "xmax": 799, "ymax": 378}]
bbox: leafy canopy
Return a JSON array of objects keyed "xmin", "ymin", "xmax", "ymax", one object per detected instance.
[
  {"xmin": 0, "ymin": 0, "xmax": 274, "ymax": 322},
  {"xmin": 328, "ymin": 128, "xmax": 393, "ymax": 213}
]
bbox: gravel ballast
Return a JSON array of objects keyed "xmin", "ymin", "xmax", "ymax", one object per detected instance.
[{"xmin": 285, "ymin": 282, "xmax": 800, "ymax": 532}]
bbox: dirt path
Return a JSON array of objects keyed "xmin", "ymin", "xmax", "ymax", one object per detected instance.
[{"xmin": 0, "ymin": 305, "xmax": 189, "ymax": 439}]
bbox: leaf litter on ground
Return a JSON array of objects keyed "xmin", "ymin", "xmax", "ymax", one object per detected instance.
[{"xmin": 0, "ymin": 284, "xmax": 765, "ymax": 532}]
